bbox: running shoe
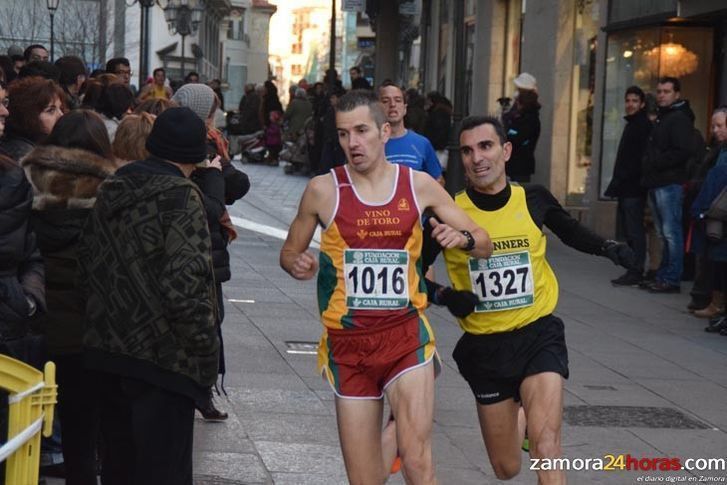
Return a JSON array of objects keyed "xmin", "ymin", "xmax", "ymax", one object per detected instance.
[
  {"xmin": 390, "ymin": 454, "xmax": 402, "ymax": 474},
  {"xmin": 521, "ymin": 428, "xmax": 529, "ymax": 453}
]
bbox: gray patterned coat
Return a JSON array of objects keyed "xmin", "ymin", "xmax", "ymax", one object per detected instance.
[{"xmin": 79, "ymin": 158, "xmax": 219, "ymax": 401}]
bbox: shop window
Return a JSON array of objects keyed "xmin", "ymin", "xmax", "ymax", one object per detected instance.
[
  {"xmin": 566, "ymin": 1, "xmax": 599, "ymax": 206},
  {"xmin": 227, "ymin": 64, "xmax": 247, "ymax": 111},
  {"xmin": 465, "ymin": 0, "xmax": 475, "ymax": 17},
  {"xmin": 599, "ymin": 26, "xmax": 714, "ymax": 198}
]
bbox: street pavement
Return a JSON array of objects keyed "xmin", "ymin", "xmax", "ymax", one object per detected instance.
[{"xmin": 46, "ymin": 162, "xmax": 727, "ymax": 484}]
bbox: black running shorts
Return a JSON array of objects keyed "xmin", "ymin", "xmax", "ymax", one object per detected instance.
[{"xmin": 452, "ymin": 314, "xmax": 569, "ymax": 405}]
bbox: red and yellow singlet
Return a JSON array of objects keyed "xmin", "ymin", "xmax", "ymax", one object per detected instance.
[{"xmin": 316, "ymin": 164, "xmax": 437, "ymax": 397}]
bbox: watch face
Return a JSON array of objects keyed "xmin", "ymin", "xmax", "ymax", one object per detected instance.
[{"xmin": 462, "ymin": 230, "xmax": 475, "ymax": 250}]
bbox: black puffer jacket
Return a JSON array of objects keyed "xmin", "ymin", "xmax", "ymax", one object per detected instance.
[
  {"xmin": 192, "ymin": 167, "xmax": 235, "ymax": 284},
  {"xmin": 0, "ymin": 131, "xmax": 36, "ymax": 162},
  {"xmin": 0, "ymin": 160, "xmax": 45, "ymax": 341},
  {"xmin": 605, "ymin": 109, "xmax": 653, "ymax": 198},
  {"xmin": 22, "ymin": 146, "xmax": 116, "ymax": 355},
  {"xmin": 641, "ymin": 99, "xmax": 695, "ymax": 188}
]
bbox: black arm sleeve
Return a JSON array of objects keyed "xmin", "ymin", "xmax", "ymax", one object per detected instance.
[
  {"xmin": 525, "ymin": 184, "xmax": 606, "ymax": 255},
  {"xmin": 424, "ymin": 277, "xmax": 444, "ymax": 305},
  {"xmin": 192, "ymin": 168, "xmax": 226, "ymax": 224}
]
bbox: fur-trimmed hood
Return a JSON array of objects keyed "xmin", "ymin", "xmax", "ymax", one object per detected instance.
[{"xmin": 21, "ymin": 146, "xmax": 117, "ymax": 210}]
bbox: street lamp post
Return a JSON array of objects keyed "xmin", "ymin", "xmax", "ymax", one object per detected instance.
[
  {"xmin": 46, "ymin": 0, "xmax": 60, "ymax": 62},
  {"xmin": 136, "ymin": 0, "xmax": 157, "ymax": 89},
  {"xmin": 164, "ymin": 0, "xmax": 203, "ymax": 80},
  {"xmin": 329, "ymin": 0, "xmax": 336, "ymax": 74},
  {"xmin": 444, "ymin": 0, "xmax": 467, "ymax": 196}
]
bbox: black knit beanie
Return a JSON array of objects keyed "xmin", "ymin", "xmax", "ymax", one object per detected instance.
[{"xmin": 145, "ymin": 107, "xmax": 207, "ymax": 164}]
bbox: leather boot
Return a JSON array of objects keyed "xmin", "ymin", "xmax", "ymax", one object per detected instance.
[
  {"xmin": 197, "ymin": 390, "xmax": 228, "ymax": 422},
  {"xmin": 694, "ymin": 291, "xmax": 725, "ymax": 318}
]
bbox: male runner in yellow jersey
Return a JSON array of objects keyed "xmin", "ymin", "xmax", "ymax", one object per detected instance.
[
  {"xmin": 426, "ymin": 115, "xmax": 634, "ymax": 485},
  {"xmin": 280, "ymin": 90, "xmax": 492, "ymax": 484}
]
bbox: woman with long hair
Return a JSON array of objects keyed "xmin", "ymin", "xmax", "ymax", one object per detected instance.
[
  {"xmin": 22, "ymin": 109, "xmax": 116, "ymax": 484},
  {"xmin": 0, "ymin": 76, "xmax": 65, "ymax": 161}
]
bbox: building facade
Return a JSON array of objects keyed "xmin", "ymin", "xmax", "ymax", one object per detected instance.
[
  {"xmin": 221, "ymin": 0, "xmax": 276, "ymax": 110},
  {"xmin": 413, "ymin": 0, "xmax": 727, "ymax": 235},
  {"xmin": 108, "ymin": 0, "xmax": 232, "ymax": 86},
  {"xmin": 0, "ymin": 0, "xmax": 274, "ymax": 111}
]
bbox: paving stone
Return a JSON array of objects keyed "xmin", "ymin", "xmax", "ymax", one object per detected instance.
[
  {"xmin": 227, "ymin": 387, "xmax": 330, "ymax": 416},
  {"xmin": 243, "ymin": 412, "xmax": 338, "ymax": 444},
  {"xmin": 193, "ymin": 452, "xmax": 269, "ymax": 483},
  {"xmin": 255, "ymin": 441, "xmax": 346, "ymax": 476},
  {"xmin": 563, "ymin": 405, "xmax": 710, "ymax": 429},
  {"xmin": 194, "ymin": 413, "xmax": 256, "ymax": 454}
]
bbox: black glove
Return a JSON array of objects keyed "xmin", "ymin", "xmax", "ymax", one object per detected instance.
[
  {"xmin": 438, "ymin": 287, "xmax": 480, "ymax": 318},
  {"xmin": 601, "ymin": 240, "xmax": 635, "ymax": 270}
]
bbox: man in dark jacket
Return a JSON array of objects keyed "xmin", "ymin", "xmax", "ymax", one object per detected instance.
[
  {"xmin": 349, "ymin": 65, "xmax": 371, "ymax": 90},
  {"xmin": 78, "ymin": 107, "xmax": 219, "ymax": 485},
  {"xmin": 641, "ymin": 77, "xmax": 695, "ymax": 293},
  {"xmin": 605, "ymin": 86, "xmax": 653, "ymax": 286}
]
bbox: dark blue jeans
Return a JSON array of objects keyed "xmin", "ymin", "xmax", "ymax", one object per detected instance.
[
  {"xmin": 617, "ymin": 196, "xmax": 646, "ymax": 274},
  {"xmin": 649, "ymin": 184, "xmax": 684, "ymax": 286}
]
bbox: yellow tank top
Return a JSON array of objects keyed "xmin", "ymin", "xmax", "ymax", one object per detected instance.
[
  {"xmin": 443, "ymin": 185, "xmax": 558, "ymax": 334},
  {"xmin": 149, "ymin": 84, "xmax": 169, "ymax": 99}
]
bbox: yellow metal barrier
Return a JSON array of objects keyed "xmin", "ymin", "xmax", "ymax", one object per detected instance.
[{"xmin": 0, "ymin": 354, "xmax": 57, "ymax": 485}]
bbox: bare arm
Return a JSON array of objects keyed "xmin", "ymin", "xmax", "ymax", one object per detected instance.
[
  {"xmin": 280, "ymin": 177, "xmax": 326, "ymax": 279},
  {"xmin": 137, "ymin": 84, "xmax": 151, "ymax": 101},
  {"xmin": 414, "ymin": 171, "xmax": 493, "ymax": 259}
]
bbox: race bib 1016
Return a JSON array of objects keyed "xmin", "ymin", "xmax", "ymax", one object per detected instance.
[
  {"xmin": 468, "ymin": 251, "xmax": 534, "ymax": 312},
  {"xmin": 344, "ymin": 249, "xmax": 410, "ymax": 310}
]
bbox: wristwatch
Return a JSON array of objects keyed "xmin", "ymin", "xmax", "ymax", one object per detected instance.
[{"xmin": 460, "ymin": 230, "xmax": 476, "ymax": 251}]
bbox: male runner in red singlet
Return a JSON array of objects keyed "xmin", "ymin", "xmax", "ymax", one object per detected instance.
[{"xmin": 280, "ymin": 90, "xmax": 492, "ymax": 484}]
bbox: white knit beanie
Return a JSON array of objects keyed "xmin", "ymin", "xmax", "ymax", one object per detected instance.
[
  {"xmin": 514, "ymin": 72, "xmax": 537, "ymax": 91},
  {"xmin": 171, "ymin": 83, "xmax": 216, "ymax": 122}
]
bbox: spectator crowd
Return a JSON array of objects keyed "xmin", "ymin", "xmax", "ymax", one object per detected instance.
[{"xmin": 0, "ymin": 44, "xmax": 248, "ymax": 483}]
